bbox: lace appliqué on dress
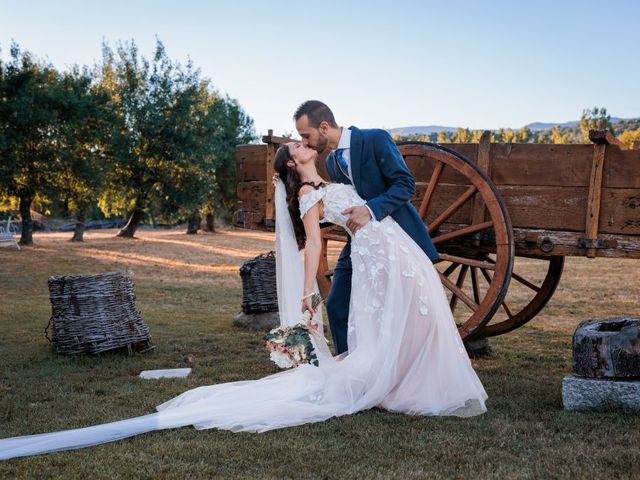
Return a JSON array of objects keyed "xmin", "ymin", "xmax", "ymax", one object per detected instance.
[{"xmin": 299, "ymin": 188, "xmax": 326, "ymax": 219}]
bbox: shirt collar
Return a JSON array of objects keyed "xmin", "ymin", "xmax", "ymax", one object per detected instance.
[{"xmin": 336, "ymin": 127, "xmax": 351, "ymax": 150}]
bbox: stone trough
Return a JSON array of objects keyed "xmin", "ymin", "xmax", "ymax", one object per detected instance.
[{"xmin": 563, "ymin": 316, "xmax": 640, "ymax": 412}]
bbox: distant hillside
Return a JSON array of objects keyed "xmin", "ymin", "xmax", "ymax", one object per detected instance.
[
  {"xmin": 389, "ymin": 117, "xmax": 630, "ymax": 136},
  {"xmin": 388, "ymin": 125, "xmax": 458, "ymax": 136},
  {"xmin": 525, "ymin": 117, "xmax": 624, "ymax": 131}
]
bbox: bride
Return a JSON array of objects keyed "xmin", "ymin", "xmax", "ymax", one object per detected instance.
[{"xmin": 0, "ymin": 142, "xmax": 487, "ymax": 461}]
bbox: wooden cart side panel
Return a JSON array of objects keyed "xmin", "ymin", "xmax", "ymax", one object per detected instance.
[
  {"xmin": 440, "ymin": 143, "xmax": 639, "ymax": 189},
  {"xmin": 235, "ymin": 144, "xmax": 267, "ymax": 182},
  {"xmin": 604, "ymin": 147, "xmax": 640, "ymax": 189}
]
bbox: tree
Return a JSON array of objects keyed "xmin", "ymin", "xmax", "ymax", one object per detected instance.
[
  {"xmin": 618, "ymin": 128, "xmax": 640, "ymax": 148},
  {"xmin": 516, "ymin": 126, "xmax": 532, "ymax": 143},
  {"xmin": 53, "ymin": 67, "xmax": 112, "ymax": 241},
  {"xmin": 436, "ymin": 131, "xmax": 450, "ymax": 143},
  {"xmin": 97, "ymin": 39, "xmax": 231, "ymax": 238},
  {"xmin": 502, "ymin": 128, "xmax": 516, "ymax": 143},
  {"xmin": 580, "ymin": 106, "xmax": 613, "ymax": 142},
  {"xmin": 451, "ymin": 128, "xmax": 473, "ymax": 143},
  {"xmin": 0, "ymin": 43, "xmax": 64, "ymax": 245},
  {"xmin": 550, "ymin": 126, "xmax": 572, "ymax": 144}
]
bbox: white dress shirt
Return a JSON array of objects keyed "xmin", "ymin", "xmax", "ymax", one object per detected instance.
[{"xmin": 332, "ymin": 127, "xmax": 376, "ymax": 220}]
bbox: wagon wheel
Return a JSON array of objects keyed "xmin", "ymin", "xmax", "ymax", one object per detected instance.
[
  {"xmin": 317, "ymin": 142, "xmax": 514, "ymax": 340},
  {"xmin": 475, "ymin": 254, "xmax": 564, "ymax": 337}
]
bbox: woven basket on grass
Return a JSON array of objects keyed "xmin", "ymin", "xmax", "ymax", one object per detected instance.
[
  {"xmin": 45, "ymin": 271, "xmax": 154, "ymax": 355},
  {"xmin": 240, "ymin": 251, "xmax": 278, "ymax": 314}
]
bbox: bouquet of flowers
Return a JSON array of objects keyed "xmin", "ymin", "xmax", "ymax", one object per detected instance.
[{"xmin": 265, "ymin": 293, "xmax": 324, "ymax": 369}]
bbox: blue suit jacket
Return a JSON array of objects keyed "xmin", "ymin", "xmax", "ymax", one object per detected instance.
[{"xmin": 326, "ymin": 126, "xmax": 439, "ymax": 263}]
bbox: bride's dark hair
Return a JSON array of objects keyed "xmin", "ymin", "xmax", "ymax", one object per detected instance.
[{"xmin": 273, "ymin": 144, "xmax": 307, "ymax": 250}]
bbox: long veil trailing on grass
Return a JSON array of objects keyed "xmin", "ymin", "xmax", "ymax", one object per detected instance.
[{"xmin": 0, "ymin": 179, "xmax": 331, "ymax": 461}]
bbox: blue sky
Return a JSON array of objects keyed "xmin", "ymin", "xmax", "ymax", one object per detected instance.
[{"xmin": 1, "ymin": 0, "xmax": 639, "ymax": 137}]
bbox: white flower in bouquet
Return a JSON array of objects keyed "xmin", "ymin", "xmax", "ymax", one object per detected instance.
[{"xmin": 270, "ymin": 350, "xmax": 295, "ymax": 369}]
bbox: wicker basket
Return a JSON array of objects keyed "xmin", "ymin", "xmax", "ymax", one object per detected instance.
[
  {"xmin": 240, "ymin": 251, "xmax": 278, "ymax": 313},
  {"xmin": 45, "ymin": 271, "xmax": 154, "ymax": 355}
]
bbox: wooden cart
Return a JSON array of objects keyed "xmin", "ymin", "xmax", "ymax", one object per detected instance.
[{"xmin": 234, "ymin": 130, "xmax": 640, "ymax": 340}]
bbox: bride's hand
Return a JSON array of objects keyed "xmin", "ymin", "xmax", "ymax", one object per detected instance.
[
  {"xmin": 272, "ymin": 172, "xmax": 280, "ymax": 187},
  {"xmin": 302, "ymin": 296, "xmax": 316, "ymax": 319}
]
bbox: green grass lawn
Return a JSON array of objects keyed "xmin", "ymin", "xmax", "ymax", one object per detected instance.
[{"xmin": 1, "ymin": 229, "xmax": 639, "ymax": 479}]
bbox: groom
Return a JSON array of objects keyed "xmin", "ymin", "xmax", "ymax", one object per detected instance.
[{"xmin": 294, "ymin": 100, "xmax": 439, "ymax": 354}]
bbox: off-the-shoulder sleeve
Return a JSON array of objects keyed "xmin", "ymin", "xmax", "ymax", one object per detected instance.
[{"xmin": 299, "ymin": 189, "xmax": 324, "ymax": 219}]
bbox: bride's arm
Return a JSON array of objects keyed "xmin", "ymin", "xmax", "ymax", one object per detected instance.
[{"xmin": 300, "ymin": 187, "xmax": 322, "ymax": 316}]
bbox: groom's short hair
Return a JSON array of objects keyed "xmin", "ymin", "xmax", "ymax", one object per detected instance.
[{"xmin": 294, "ymin": 100, "xmax": 338, "ymax": 128}]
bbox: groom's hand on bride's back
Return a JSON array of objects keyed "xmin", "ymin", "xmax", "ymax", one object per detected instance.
[{"xmin": 342, "ymin": 206, "xmax": 372, "ymax": 234}]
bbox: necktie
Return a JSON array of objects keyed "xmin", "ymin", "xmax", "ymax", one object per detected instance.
[{"xmin": 334, "ymin": 149, "xmax": 349, "ymax": 179}]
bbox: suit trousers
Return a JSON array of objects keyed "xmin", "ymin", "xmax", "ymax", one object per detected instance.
[{"xmin": 326, "ymin": 240, "xmax": 352, "ymax": 354}]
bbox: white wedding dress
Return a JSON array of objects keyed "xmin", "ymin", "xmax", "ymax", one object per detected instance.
[{"xmin": 0, "ymin": 183, "xmax": 487, "ymax": 461}]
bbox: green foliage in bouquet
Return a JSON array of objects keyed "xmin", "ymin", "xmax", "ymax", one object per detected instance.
[{"xmin": 264, "ymin": 324, "xmax": 319, "ymax": 368}]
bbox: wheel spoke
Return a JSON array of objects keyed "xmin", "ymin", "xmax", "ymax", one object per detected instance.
[
  {"xmin": 483, "ymin": 254, "xmax": 541, "ymax": 292},
  {"xmin": 511, "ymin": 271, "xmax": 542, "ymax": 293},
  {"xmin": 501, "ymin": 301, "xmax": 514, "ymax": 319},
  {"xmin": 479, "ymin": 267, "xmax": 493, "ymax": 284},
  {"xmin": 450, "ymin": 265, "xmax": 469, "ymax": 312},
  {"xmin": 471, "ymin": 267, "xmax": 481, "ymax": 304},
  {"xmin": 432, "ymin": 221, "xmax": 494, "ymax": 244},
  {"xmin": 439, "ymin": 271, "xmax": 478, "ymax": 312},
  {"xmin": 438, "ymin": 253, "xmax": 496, "ymax": 271},
  {"xmin": 441, "ymin": 262, "xmax": 460, "ymax": 277},
  {"xmin": 428, "ymin": 185, "xmax": 478, "ymax": 233},
  {"xmin": 419, "ymin": 161, "xmax": 444, "ymax": 219}
]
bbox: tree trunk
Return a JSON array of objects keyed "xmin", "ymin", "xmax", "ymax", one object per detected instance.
[
  {"xmin": 117, "ymin": 208, "xmax": 144, "ymax": 238},
  {"xmin": 186, "ymin": 212, "xmax": 201, "ymax": 235},
  {"xmin": 71, "ymin": 211, "xmax": 86, "ymax": 242},
  {"xmin": 204, "ymin": 212, "xmax": 215, "ymax": 232},
  {"xmin": 19, "ymin": 194, "xmax": 33, "ymax": 245}
]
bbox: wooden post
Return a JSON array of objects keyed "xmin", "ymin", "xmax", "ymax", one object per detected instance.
[
  {"xmin": 589, "ymin": 129, "xmax": 628, "ymax": 150},
  {"xmin": 265, "ymin": 130, "xmax": 276, "ymax": 225},
  {"xmin": 470, "ymin": 131, "xmax": 492, "ymax": 245},
  {"xmin": 584, "ymin": 130, "xmax": 608, "ymax": 258}
]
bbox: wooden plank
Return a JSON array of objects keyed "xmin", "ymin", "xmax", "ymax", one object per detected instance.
[
  {"xmin": 490, "ymin": 144, "xmax": 594, "ymax": 187},
  {"xmin": 599, "ymin": 188, "xmax": 640, "ymax": 235},
  {"xmin": 457, "ymin": 185, "xmax": 640, "ymax": 235},
  {"xmin": 497, "ymin": 185, "xmax": 588, "ymax": 231},
  {"xmin": 585, "ymin": 142, "xmax": 607, "ymax": 257},
  {"xmin": 402, "ymin": 142, "xmax": 639, "ymax": 189},
  {"xmin": 402, "ymin": 143, "xmax": 639, "ymax": 189},
  {"xmin": 589, "ymin": 129, "xmax": 628, "ymax": 150},
  {"xmin": 232, "ymin": 209, "xmax": 265, "ymax": 230},
  {"xmin": 511, "ymin": 228, "xmax": 640, "ymax": 259},
  {"xmin": 471, "ymin": 131, "xmax": 492, "ymax": 226},
  {"xmin": 603, "ymin": 147, "xmax": 640, "ymax": 189},
  {"xmin": 434, "ymin": 225, "xmax": 640, "ymax": 259},
  {"xmin": 262, "ymin": 130, "xmax": 296, "ymax": 145},
  {"xmin": 438, "ymin": 144, "xmax": 478, "ymax": 162},
  {"xmin": 235, "ymin": 145, "xmax": 267, "ymax": 182},
  {"xmin": 237, "ymin": 181, "xmax": 267, "ymax": 211},
  {"xmin": 265, "ymin": 143, "xmax": 275, "ymax": 222}
]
